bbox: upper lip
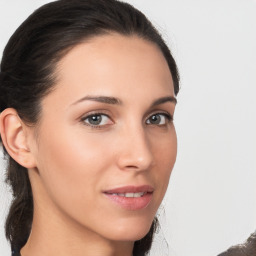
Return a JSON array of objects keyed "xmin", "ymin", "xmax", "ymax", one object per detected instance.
[{"xmin": 103, "ymin": 185, "xmax": 154, "ymax": 194}]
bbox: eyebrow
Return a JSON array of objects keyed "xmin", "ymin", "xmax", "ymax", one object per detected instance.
[
  {"xmin": 71, "ymin": 95, "xmax": 122, "ymax": 106},
  {"xmin": 150, "ymin": 96, "xmax": 177, "ymax": 107},
  {"xmin": 71, "ymin": 95, "xmax": 177, "ymax": 106}
]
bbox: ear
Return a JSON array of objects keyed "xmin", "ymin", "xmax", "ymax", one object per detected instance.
[{"xmin": 0, "ymin": 108, "xmax": 37, "ymax": 168}]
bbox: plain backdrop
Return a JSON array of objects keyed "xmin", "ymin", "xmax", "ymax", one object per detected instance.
[{"xmin": 0, "ymin": 0, "xmax": 256, "ymax": 256}]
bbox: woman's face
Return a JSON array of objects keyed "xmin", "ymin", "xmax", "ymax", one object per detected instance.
[{"xmin": 30, "ymin": 34, "xmax": 177, "ymax": 242}]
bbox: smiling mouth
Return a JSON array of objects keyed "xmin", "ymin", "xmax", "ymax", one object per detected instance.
[
  {"xmin": 103, "ymin": 185, "xmax": 154, "ymax": 194},
  {"xmin": 105, "ymin": 192, "xmax": 148, "ymax": 198},
  {"xmin": 103, "ymin": 185, "xmax": 154, "ymax": 210}
]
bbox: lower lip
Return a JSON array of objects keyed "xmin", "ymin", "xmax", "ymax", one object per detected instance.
[{"xmin": 104, "ymin": 192, "xmax": 153, "ymax": 210}]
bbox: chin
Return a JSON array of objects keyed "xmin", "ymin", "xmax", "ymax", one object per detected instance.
[{"xmin": 106, "ymin": 216, "xmax": 154, "ymax": 242}]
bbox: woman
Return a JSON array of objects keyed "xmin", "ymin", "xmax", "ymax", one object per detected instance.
[{"xmin": 0, "ymin": 0, "xmax": 179, "ymax": 255}]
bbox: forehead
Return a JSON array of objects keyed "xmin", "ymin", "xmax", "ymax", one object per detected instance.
[{"xmin": 47, "ymin": 33, "xmax": 174, "ymax": 107}]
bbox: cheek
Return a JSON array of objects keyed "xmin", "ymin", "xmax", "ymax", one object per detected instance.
[
  {"xmin": 35, "ymin": 124, "xmax": 112, "ymax": 213},
  {"xmin": 153, "ymin": 125, "xmax": 177, "ymax": 166},
  {"xmin": 39, "ymin": 121, "xmax": 110, "ymax": 172},
  {"xmin": 151, "ymin": 126, "xmax": 177, "ymax": 198}
]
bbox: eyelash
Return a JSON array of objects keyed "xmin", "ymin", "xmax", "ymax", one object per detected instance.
[{"xmin": 80, "ymin": 111, "xmax": 173, "ymax": 129}]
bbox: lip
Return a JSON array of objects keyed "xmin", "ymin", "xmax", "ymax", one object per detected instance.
[
  {"xmin": 103, "ymin": 185, "xmax": 154, "ymax": 194},
  {"xmin": 103, "ymin": 185, "xmax": 154, "ymax": 211}
]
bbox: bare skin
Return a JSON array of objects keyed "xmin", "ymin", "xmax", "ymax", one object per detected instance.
[{"xmin": 0, "ymin": 34, "xmax": 177, "ymax": 256}]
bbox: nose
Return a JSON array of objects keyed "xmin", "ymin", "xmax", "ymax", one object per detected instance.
[{"xmin": 116, "ymin": 126, "xmax": 154, "ymax": 172}]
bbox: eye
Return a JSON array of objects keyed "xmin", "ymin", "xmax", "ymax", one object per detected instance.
[
  {"xmin": 82, "ymin": 113, "xmax": 112, "ymax": 127},
  {"xmin": 146, "ymin": 113, "xmax": 172, "ymax": 125}
]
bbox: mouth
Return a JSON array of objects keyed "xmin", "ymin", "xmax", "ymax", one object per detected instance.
[
  {"xmin": 106, "ymin": 192, "xmax": 147, "ymax": 198},
  {"xmin": 103, "ymin": 185, "xmax": 154, "ymax": 210}
]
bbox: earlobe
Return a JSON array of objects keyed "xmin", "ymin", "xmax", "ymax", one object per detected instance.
[{"xmin": 0, "ymin": 108, "xmax": 37, "ymax": 168}]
